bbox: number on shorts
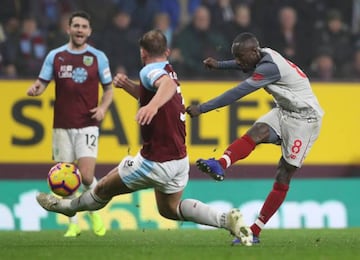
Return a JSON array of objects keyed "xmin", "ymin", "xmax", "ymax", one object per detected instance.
[
  {"xmin": 85, "ymin": 134, "xmax": 97, "ymax": 147},
  {"xmin": 291, "ymin": 139, "xmax": 303, "ymax": 154}
]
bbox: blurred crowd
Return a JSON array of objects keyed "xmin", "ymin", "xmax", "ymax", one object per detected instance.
[{"xmin": 1, "ymin": 0, "xmax": 360, "ymax": 81}]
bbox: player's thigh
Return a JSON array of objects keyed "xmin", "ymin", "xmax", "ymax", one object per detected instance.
[
  {"xmin": 52, "ymin": 128, "xmax": 75, "ymax": 162},
  {"xmin": 74, "ymin": 126, "xmax": 99, "ymax": 159},
  {"xmin": 281, "ymin": 116, "xmax": 322, "ymax": 167},
  {"xmin": 95, "ymin": 167, "xmax": 133, "ymax": 199},
  {"xmin": 255, "ymin": 108, "xmax": 282, "ymax": 143}
]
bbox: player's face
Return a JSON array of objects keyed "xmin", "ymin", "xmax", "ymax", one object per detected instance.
[
  {"xmin": 233, "ymin": 47, "xmax": 259, "ymax": 71},
  {"xmin": 68, "ymin": 17, "xmax": 91, "ymax": 49}
]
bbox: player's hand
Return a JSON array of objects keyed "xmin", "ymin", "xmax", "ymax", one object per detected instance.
[
  {"xmin": 203, "ymin": 57, "xmax": 218, "ymax": 69},
  {"xmin": 186, "ymin": 105, "xmax": 202, "ymax": 118},
  {"xmin": 113, "ymin": 73, "xmax": 128, "ymax": 88},
  {"xmin": 90, "ymin": 107, "xmax": 105, "ymax": 121},
  {"xmin": 27, "ymin": 82, "xmax": 45, "ymax": 96},
  {"xmin": 136, "ymin": 105, "xmax": 158, "ymax": 125}
]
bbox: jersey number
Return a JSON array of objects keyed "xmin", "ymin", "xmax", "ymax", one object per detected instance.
[{"xmin": 286, "ymin": 60, "xmax": 307, "ymax": 78}]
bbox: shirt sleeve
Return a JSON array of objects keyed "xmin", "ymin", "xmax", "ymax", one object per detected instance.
[
  {"xmin": 199, "ymin": 61, "xmax": 281, "ymax": 113},
  {"xmin": 139, "ymin": 62, "xmax": 168, "ymax": 91},
  {"xmin": 96, "ymin": 51, "xmax": 112, "ymax": 85},
  {"xmin": 38, "ymin": 50, "xmax": 56, "ymax": 82},
  {"xmin": 245, "ymin": 61, "xmax": 281, "ymax": 88},
  {"xmin": 217, "ymin": 60, "xmax": 242, "ymax": 70},
  {"xmin": 199, "ymin": 81, "xmax": 259, "ymax": 113}
]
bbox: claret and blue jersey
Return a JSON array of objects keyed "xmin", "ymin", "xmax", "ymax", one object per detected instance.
[
  {"xmin": 138, "ymin": 61, "xmax": 186, "ymax": 162},
  {"xmin": 38, "ymin": 44, "xmax": 112, "ymax": 129}
]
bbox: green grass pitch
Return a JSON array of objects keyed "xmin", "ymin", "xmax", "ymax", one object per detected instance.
[{"xmin": 1, "ymin": 228, "xmax": 359, "ymax": 260}]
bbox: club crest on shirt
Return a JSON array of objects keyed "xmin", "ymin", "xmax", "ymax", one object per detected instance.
[{"xmin": 83, "ymin": 55, "xmax": 93, "ymax": 66}]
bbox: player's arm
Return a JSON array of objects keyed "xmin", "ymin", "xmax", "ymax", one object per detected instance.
[
  {"xmin": 90, "ymin": 83, "xmax": 113, "ymax": 121},
  {"xmin": 113, "ymin": 73, "xmax": 140, "ymax": 99},
  {"xmin": 27, "ymin": 79, "xmax": 48, "ymax": 96},
  {"xmin": 204, "ymin": 57, "xmax": 241, "ymax": 70},
  {"xmin": 186, "ymin": 81, "xmax": 258, "ymax": 117},
  {"xmin": 136, "ymin": 75, "xmax": 176, "ymax": 125},
  {"xmin": 187, "ymin": 62, "xmax": 281, "ymax": 117}
]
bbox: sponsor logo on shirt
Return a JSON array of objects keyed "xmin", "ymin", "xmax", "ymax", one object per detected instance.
[{"xmin": 58, "ymin": 65, "xmax": 73, "ymax": 78}]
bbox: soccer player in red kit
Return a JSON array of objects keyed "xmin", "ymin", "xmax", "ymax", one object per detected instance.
[
  {"xmin": 36, "ymin": 29, "xmax": 254, "ymax": 246},
  {"xmin": 27, "ymin": 11, "xmax": 113, "ymax": 237}
]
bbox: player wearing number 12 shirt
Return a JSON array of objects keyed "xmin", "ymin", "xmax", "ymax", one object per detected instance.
[
  {"xmin": 27, "ymin": 11, "xmax": 113, "ymax": 237},
  {"xmin": 186, "ymin": 32, "xmax": 324, "ymax": 244}
]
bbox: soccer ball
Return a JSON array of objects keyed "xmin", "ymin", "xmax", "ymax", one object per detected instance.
[{"xmin": 47, "ymin": 162, "xmax": 82, "ymax": 196}]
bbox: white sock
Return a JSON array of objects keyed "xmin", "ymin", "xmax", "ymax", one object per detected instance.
[
  {"xmin": 64, "ymin": 193, "xmax": 78, "ymax": 224},
  {"xmin": 82, "ymin": 178, "xmax": 98, "ymax": 215},
  {"xmin": 69, "ymin": 190, "xmax": 109, "ymax": 212},
  {"xmin": 220, "ymin": 155, "xmax": 231, "ymax": 168},
  {"xmin": 177, "ymin": 199, "xmax": 227, "ymax": 228},
  {"xmin": 83, "ymin": 177, "xmax": 98, "ymax": 191}
]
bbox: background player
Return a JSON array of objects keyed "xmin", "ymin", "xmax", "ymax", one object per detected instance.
[
  {"xmin": 36, "ymin": 29, "xmax": 253, "ymax": 246},
  {"xmin": 27, "ymin": 11, "xmax": 113, "ymax": 237},
  {"xmin": 186, "ymin": 32, "xmax": 323, "ymax": 244}
]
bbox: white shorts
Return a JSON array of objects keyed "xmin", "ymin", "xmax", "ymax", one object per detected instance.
[
  {"xmin": 118, "ymin": 153, "xmax": 189, "ymax": 194},
  {"xmin": 256, "ymin": 107, "xmax": 322, "ymax": 167},
  {"xmin": 52, "ymin": 126, "xmax": 99, "ymax": 162}
]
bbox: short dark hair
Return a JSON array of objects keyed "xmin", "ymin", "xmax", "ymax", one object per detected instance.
[
  {"xmin": 139, "ymin": 29, "xmax": 167, "ymax": 57},
  {"xmin": 231, "ymin": 32, "xmax": 259, "ymax": 54},
  {"xmin": 69, "ymin": 11, "xmax": 91, "ymax": 26}
]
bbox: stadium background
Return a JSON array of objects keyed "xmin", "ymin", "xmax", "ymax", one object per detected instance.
[
  {"xmin": 1, "ymin": 1, "xmax": 360, "ymax": 231},
  {"xmin": 1, "ymin": 81, "xmax": 360, "ymax": 231}
]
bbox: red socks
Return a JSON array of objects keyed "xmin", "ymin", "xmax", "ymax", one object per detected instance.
[
  {"xmin": 251, "ymin": 182, "xmax": 289, "ymax": 236},
  {"xmin": 218, "ymin": 134, "xmax": 256, "ymax": 169}
]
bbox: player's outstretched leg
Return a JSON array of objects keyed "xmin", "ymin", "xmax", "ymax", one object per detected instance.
[
  {"xmin": 196, "ymin": 158, "xmax": 225, "ymax": 181},
  {"xmin": 36, "ymin": 192, "xmax": 76, "ymax": 217},
  {"xmin": 226, "ymin": 208, "xmax": 253, "ymax": 246}
]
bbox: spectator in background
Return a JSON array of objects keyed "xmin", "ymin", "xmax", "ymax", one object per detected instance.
[
  {"xmin": 309, "ymin": 48, "xmax": 338, "ymax": 81},
  {"xmin": 313, "ymin": 9, "xmax": 352, "ymax": 74},
  {"xmin": 46, "ymin": 13, "xmax": 71, "ymax": 51},
  {"xmin": 1, "ymin": 17, "xmax": 21, "ymax": 78},
  {"xmin": 171, "ymin": 5, "xmax": 228, "ymax": 79},
  {"xmin": 153, "ymin": 12, "xmax": 173, "ymax": 47},
  {"xmin": 204, "ymin": 0, "xmax": 234, "ymax": 30},
  {"xmin": 128, "ymin": 0, "xmax": 161, "ymax": 33},
  {"xmin": 265, "ymin": 6, "xmax": 312, "ymax": 73},
  {"xmin": 222, "ymin": 3, "xmax": 262, "ymax": 45},
  {"xmin": 75, "ymin": 0, "xmax": 118, "ymax": 33},
  {"xmin": 158, "ymin": 0, "xmax": 201, "ymax": 31},
  {"xmin": 17, "ymin": 16, "xmax": 47, "ymax": 77},
  {"xmin": 27, "ymin": 0, "xmax": 76, "ymax": 33},
  {"xmin": 341, "ymin": 48, "xmax": 360, "ymax": 81},
  {"xmin": 97, "ymin": 10, "xmax": 141, "ymax": 78}
]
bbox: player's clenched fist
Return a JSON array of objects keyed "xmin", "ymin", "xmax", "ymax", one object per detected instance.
[
  {"xmin": 186, "ymin": 104, "xmax": 201, "ymax": 118},
  {"xmin": 113, "ymin": 73, "xmax": 129, "ymax": 88},
  {"xmin": 203, "ymin": 57, "xmax": 218, "ymax": 69}
]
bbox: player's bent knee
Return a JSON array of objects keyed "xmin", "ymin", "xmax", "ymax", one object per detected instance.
[{"xmin": 158, "ymin": 207, "xmax": 178, "ymax": 220}]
